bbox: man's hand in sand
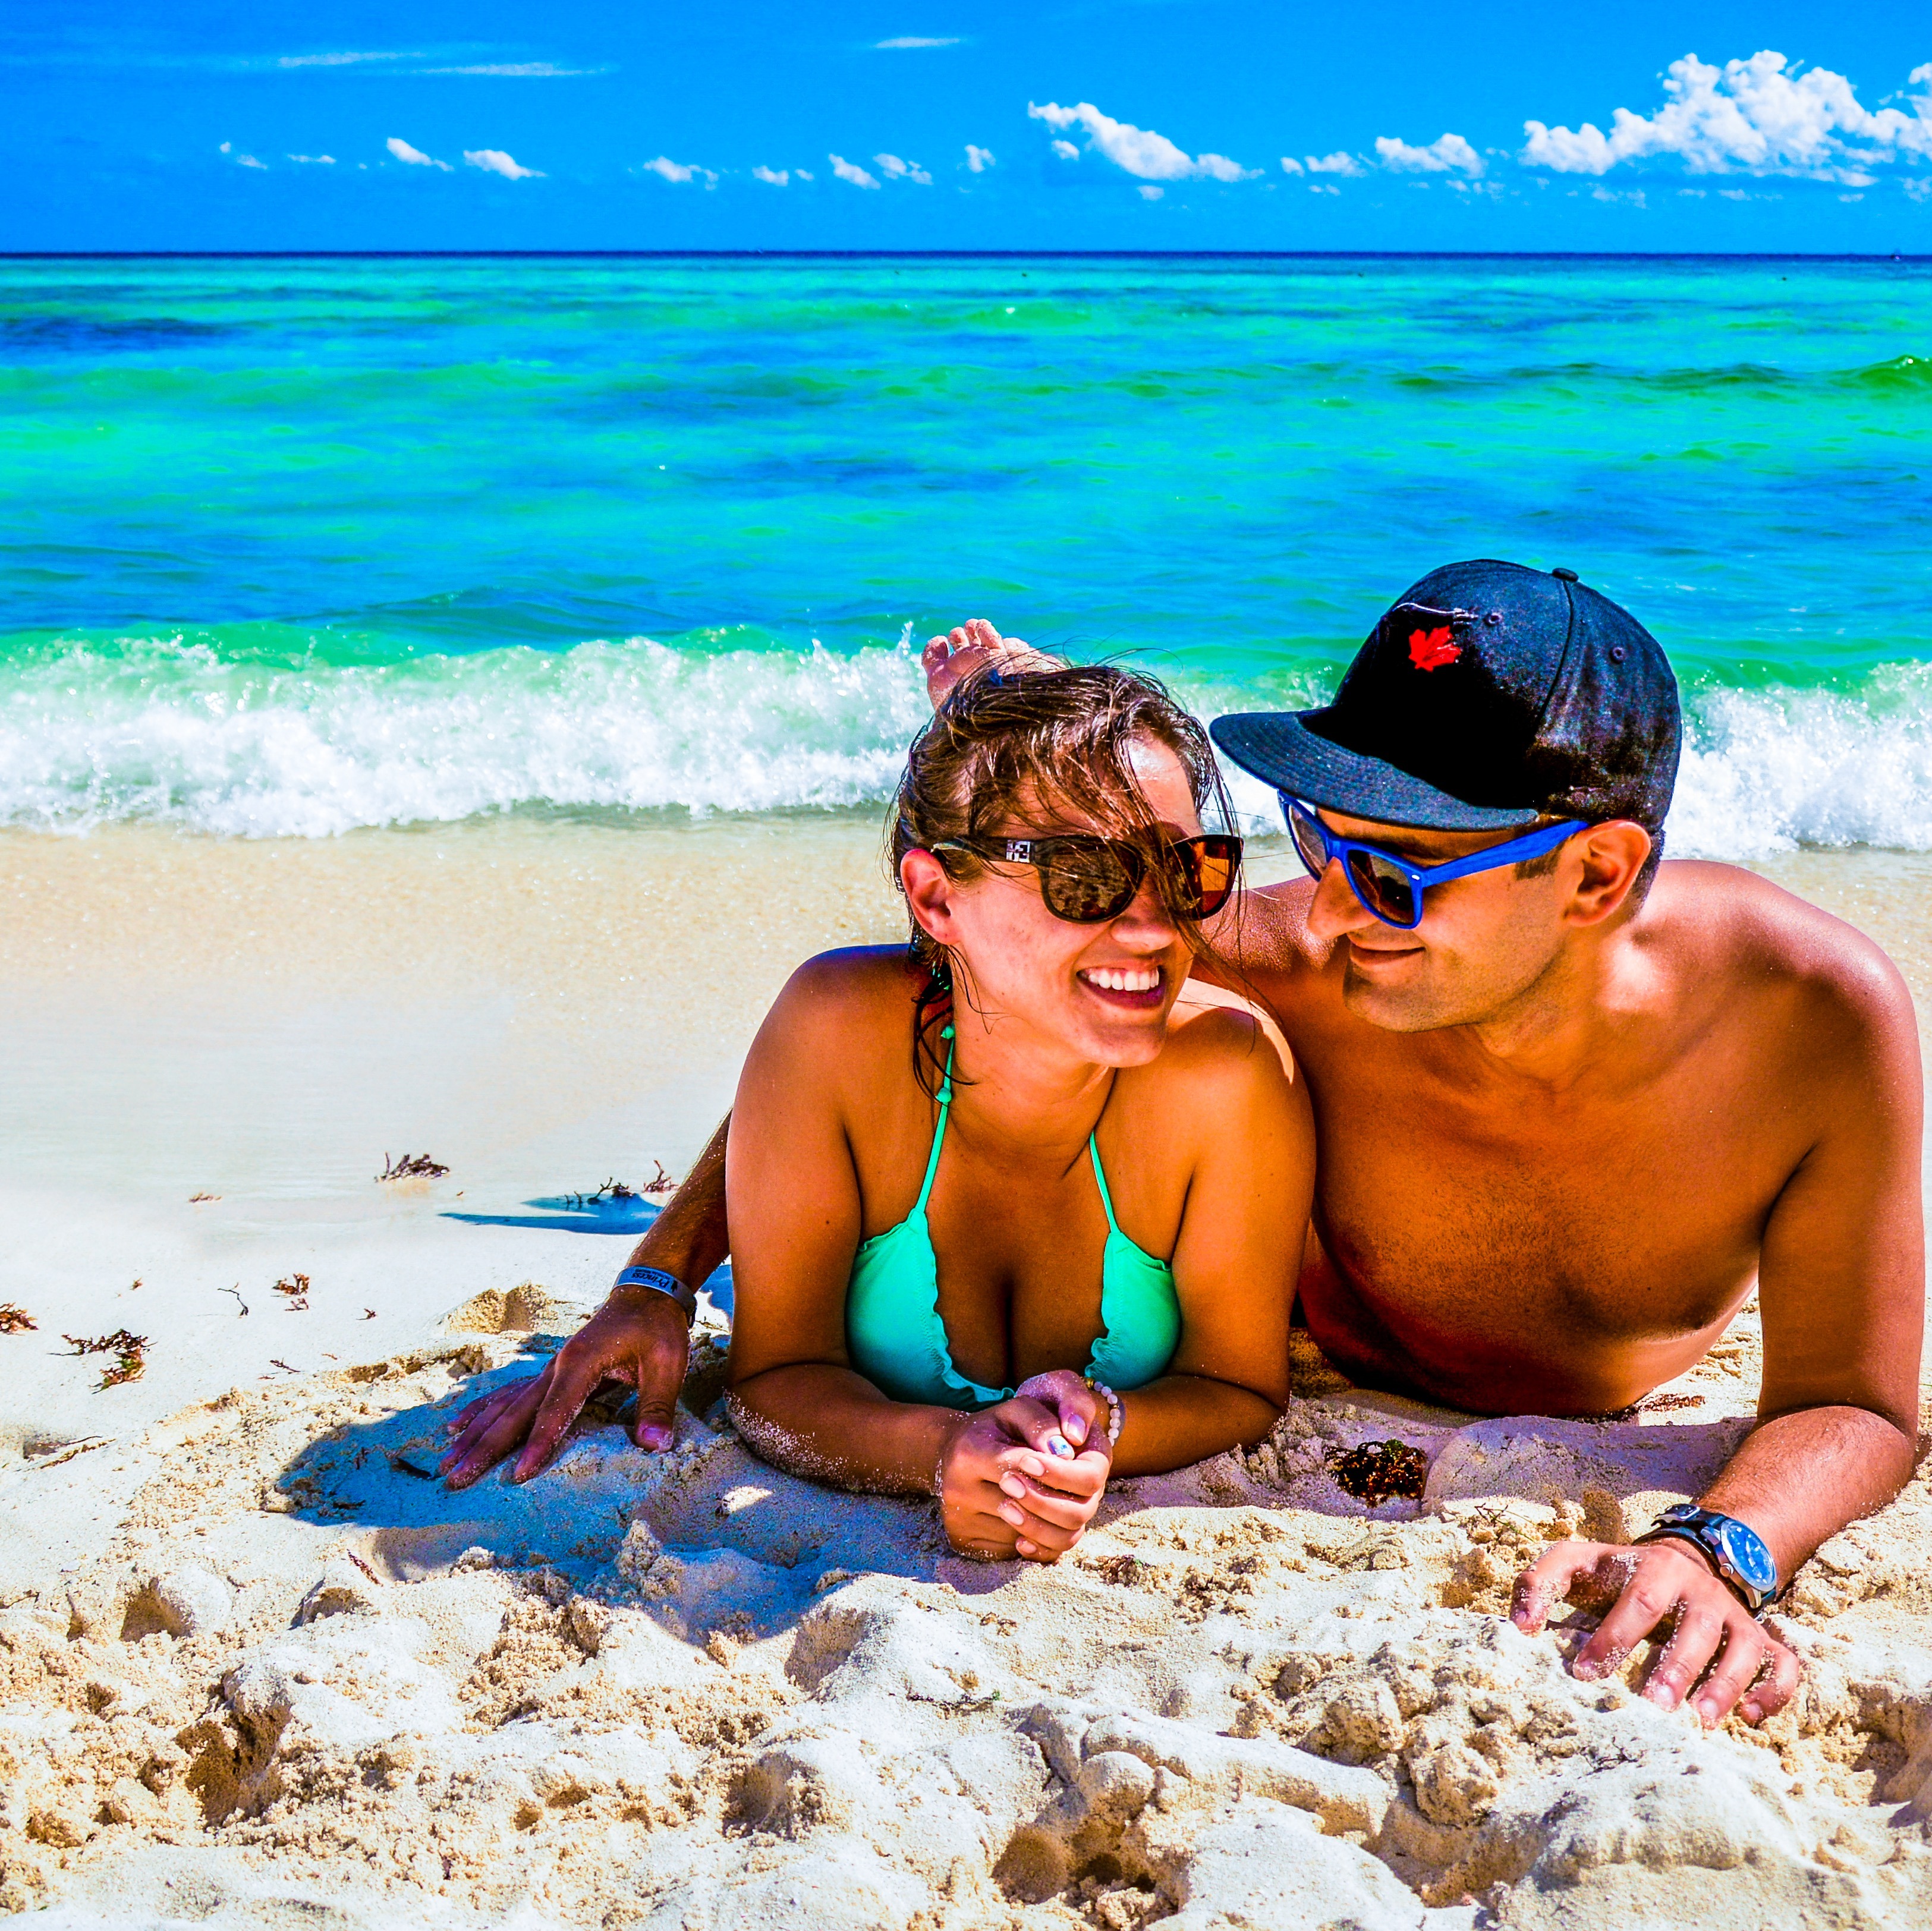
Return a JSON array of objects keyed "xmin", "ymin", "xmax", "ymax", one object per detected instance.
[
  {"xmin": 1511, "ymin": 1538, "xmax": 1801, "ymax": 1728},
  {"xmin": 439, "ymin": 1287, "xmax": 690, "ymax": 1488},
  {"xmin": 939, "ymin": 1372, "xmax": 1111, "ymax": 1562},
  {"xmin": 922, "ymin": 618, "xmax": 1061, "ymax": 707}
]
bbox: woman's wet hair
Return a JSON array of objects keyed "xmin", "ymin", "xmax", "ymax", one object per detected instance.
[{"xmin": 887, "ymin": 663, "xmax": 1240, "ymax": 1090}]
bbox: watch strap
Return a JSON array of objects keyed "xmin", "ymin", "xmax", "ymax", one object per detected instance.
[
  {"xmin": 1636, "ymin": 1509, "xmax": 1780, "ymax": 1616},
  {"xmin": 613, "ymin": 1265, "xmax": 698, "ymax": 1324}
]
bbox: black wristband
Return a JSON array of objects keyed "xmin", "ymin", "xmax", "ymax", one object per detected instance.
[{"xmin": 613, "ymin": 1265, "xmax": 697, "ymax": 1325}]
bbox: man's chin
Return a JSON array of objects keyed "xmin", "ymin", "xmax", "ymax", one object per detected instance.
[{"xmin": 1340, "ymin": 962, "xmax": 1455, "ymax": 1032}]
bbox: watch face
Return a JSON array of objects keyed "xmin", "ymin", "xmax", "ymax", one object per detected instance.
[{"xmin": 1713, "ymin": 1519, "xmax": 1778, "ymax": 1594}]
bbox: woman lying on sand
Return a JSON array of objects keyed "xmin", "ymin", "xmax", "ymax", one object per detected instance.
[{"xmin": 724, "ymin": 666, "xmax": 1312, "ymax": 1561}]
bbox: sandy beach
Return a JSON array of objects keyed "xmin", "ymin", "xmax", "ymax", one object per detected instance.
[{"xmin": 1, "ymin": 821, "xmax": 1928, "ymax": 1927}]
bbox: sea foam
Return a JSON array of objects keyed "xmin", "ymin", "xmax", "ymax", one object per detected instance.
[{"xmin": 3, "ymin": 632, "xmax": 1930, "ymax": 858}]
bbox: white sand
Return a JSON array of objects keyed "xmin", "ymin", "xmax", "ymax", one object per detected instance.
[
  {"xmin": 2, "ymin": 1287, "xmax": 1928, "ymax": 1929},
  {"xmin": 3, "ymin": 826, "xmax": 1930, "ymax": 1927}
]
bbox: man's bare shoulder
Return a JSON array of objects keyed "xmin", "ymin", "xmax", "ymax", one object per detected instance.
[{"xmin": 1644, "ymin": 860, "xmax": 1918, "ymax": 1051}]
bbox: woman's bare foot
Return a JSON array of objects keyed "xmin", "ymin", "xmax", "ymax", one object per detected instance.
[{"xmin": 921, "ymin": 618, "xmax": 1061, "ymax": 706}]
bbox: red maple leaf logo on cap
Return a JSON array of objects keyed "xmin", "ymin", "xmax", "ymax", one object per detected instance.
[{"xmin": 1408, "ymin": 625, "xmax": 1461, "ymax": 671}]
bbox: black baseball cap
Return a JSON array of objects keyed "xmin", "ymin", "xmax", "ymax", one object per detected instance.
[{"xmin": 1210, "ymin": 559, "xmax": 1681, "ymax": 833}]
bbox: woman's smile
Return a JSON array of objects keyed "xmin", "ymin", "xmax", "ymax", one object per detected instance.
[{"xmin": 1077, "ymin": 962, "xmax": 1166, "ymax": 1008}]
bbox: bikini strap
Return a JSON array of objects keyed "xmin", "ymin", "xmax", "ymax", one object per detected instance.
[
  {"xmin": 912, "ymin": 1028, "xmax": 956, "ymax": 1214},
  {"xmin": 1088, "ymin": 1133, "xmax": 1124, "ymax": 1237}
]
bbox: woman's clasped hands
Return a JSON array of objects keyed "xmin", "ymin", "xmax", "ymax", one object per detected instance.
[{"xmin": 936, "ymin": 1369, "xmax": 1113, "ymax": 1562}]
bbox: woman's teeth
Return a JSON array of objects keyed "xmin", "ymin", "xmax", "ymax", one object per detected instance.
[{"xmin": 1080, "ymin": 966, "xmax": 1162, "ymax": 994}]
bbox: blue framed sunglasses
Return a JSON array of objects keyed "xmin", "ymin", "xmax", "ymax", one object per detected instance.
[{"xmin": 1280, "ymin": 793, "xmax": 1586, "ymax": 930}]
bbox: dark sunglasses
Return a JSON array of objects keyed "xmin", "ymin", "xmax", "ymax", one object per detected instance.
[
  {"xmin": 932, "ymin": 831, "xmax": 1242, "ymax": 924},
  {"xmin": 1280, "ymin": 793, "xmax": 1585, "ymax": 930}
]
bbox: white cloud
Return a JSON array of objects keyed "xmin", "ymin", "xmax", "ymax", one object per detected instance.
[
  {"xmin": 964, "ymin": 144, "xmax": 994, "ymax": 172},
  {"xmin": 829, "ymin": 153, "xmax": 880, "ymax": 188},
  {"xmin": 1309, "ymin": 183, "xmax": 1341, "ymax": 196},
  {"xmin": 643, "ymin": 156, "xmax": 716, "ymax": 184},
  {"xmin": 1521, "ymin": 51, "xmax": 1932, "ymax": 183},
  {"xmin": 287, "ymin": 153, "xmax": 335, "ymax": 165},
  {"xmin": 1050, "ymin": 139, "xmax": 1080, "ymax": 160},
  {"xmin": 279, "ymin": 51, "xmax": 408, "ymax": 67},
  {"xmin": 1719, "ymin": 187, "xmax": 1750, "ymax": 200},
  {"xmin": 1279, "ymin": 156, "xmax": 1304, "ymax": 175},
  {"xmin": 1374, "ymin": 131, "xmax": 1484, "ymax": 176},
  {"xmin": 1305, "ymin": 151, "xmax": 1364, "ymax": 176},
  {"xmin": 236, "ymin": 153, "xmax": 266, "ymax": 169},
  {"xmin": 874, "ymin": 152, "xmax": 933, "ymax": 184},
  {"xmin": 465, "ymin": 148, "xmax": 542, "ymax": 179},
  {"xmin": 421, "ymin": 63, "xmax": 599, "ymax": 76},
  {"xmin": 875, "ymin": 37, "xmax": 959, "ymax": 49},
  {"xmin": 386, "ymin": 137, "xmax": 451, "ymax": 171},
  {"xmin": 795, "ymin": 168, "xmax": 814, "ymax": 182},
  {"xmin": 1138, "ymin": 185, "xmax": 1164, "ymax": 200},
  {"xmin": 1906, "ymin": 178, "xmax": 1932, "ymax": 201},
  {"xmin": 1027, "ymin": 100, "xmax": 1257, "ymax": 182},
  {"xmin": 752, "ymin": 165, "xmax": 790, "ymax": 186}
]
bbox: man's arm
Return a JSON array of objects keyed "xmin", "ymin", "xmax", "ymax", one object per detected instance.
[
  {"xmin": 440, "ymin": 1116, "xmax": 732, "ymax": 1486},
  {"xmin": 1515, "ymin": 947, "xmax": 1925, "ymax": 1725}
]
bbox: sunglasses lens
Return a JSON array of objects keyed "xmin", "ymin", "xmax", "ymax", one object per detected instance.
[
  {"xmin": 1037, "ymin": 842, "xmax": 1138, "ymax": 922},
  {"xmin": 1284, "ymin": 799, "xmax": 1330, "ymax": 883},
  {"xmin": 1346, "ymin": 849, "xmax": 1418, "ymax": 926},
  {"xmin": 1179, "ymin": 835, "xmax": 1241, "ymax": 918}
]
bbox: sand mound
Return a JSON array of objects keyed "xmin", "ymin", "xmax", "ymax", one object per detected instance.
[
  {"xmin": 2, "ymin": 1306, "xmax": 1930, "ymax": 1929},
  {"xmin": 443, "ymin": 1284, "xmax": 580, "ymax": 1336}
]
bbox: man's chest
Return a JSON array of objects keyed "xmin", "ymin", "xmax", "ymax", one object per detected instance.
[{"xmin": 1293, "ymin": 1026, "xmax": 1805, "ymax": 1338}]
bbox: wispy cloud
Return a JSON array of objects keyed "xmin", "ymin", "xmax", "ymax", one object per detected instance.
[
  {"xmin": 1521, "ymin": 52, "xmax": 1932, "ymax": 185},
  {"xmin": 386, "ymin": 137, "xmax": 451, "ymax": 171},
  {"xmin": 1375, "ymin": 132, "xmax": 1484, "ymax": 176},
  {"xmin": 465, "ymin": 148, "xmax": 542, "ymax": 179},
  {"xmin": 752, "ymin": 165, "xmax": 791, "ymax": 186},
  {"xmin": 420, "ymin": 62, "xmax": 603, "ymax": 77},
  {"xmin": 1027, "ymin": 100, "xmax": 1257, "ymax": 182},
  {"xmin": 219, "ymin": 142, "xmax": 268, "ymax": 169},
  {"xmin": 1305, "ymin": 152, "xmax": 1364, "ymax": 177},
  {"xmin": 643, "ymin": 155, "xmax": 716, "ymax": 184},
  {"xmin": 964, "ymin": 144, "xmax": 995, "ymax": 172},
  {"xmin": 1137, "ymin": 185, "xmax": 1163, "ymax": 201},
  {"xmin": 874, "ymin": 153, "xmax": 933, "ymax": 185},
  {"xmin": 1050, "ymin": 140, "xmax": 1079, "ymax": 161},
  {"xmin": 875, "ymin": 37, "xmax": 960, "ymax": 49},
  {"xmin": 829, "ymin": 153, "xmax": 880, "ymax": 188},
  {"xmin": 287, "ymin": 153, "xmax": 336, "ymax": 165},
  {"xmin": 278, "ymin": 51, "xmax": 411, "ymax": 68}
]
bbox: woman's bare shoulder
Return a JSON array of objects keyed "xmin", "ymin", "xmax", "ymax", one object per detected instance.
[
  {"xmin": 1119, "ymin": 988, "xmax": 1301, "ymax": 1126},
  {"xmin": 760, "ymin": 946, "xmax": 929, "ymax": 1059}
]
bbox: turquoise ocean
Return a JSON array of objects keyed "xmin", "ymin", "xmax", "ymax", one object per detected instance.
[{"xmin": 3, "ymin": 253, "xmax": 1930, "ymax": 856}]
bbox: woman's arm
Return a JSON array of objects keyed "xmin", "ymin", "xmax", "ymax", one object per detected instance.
[{"xmin": 1090, "ymin": 1008, "xmax": 1310, "ymax": 1476}]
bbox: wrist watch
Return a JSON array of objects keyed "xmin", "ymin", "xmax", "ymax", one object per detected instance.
[
  {"xmin": 613, "ymin": 1265, "xmax": 697, "ymax": 1325},
  {"xmin": 1637, "ymin": 1504, "xmax": 1781, "ymax": 1615}
]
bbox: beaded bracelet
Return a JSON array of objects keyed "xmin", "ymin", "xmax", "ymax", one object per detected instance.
[{"xmin": 1085, "ymin": 1378, "xmax": 1124, "ymax": 1445}]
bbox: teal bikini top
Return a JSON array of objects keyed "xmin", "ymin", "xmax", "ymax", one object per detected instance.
[{"xmin": 845, "ymin": 1029, "xmax": 1182, "ymax": 1410}]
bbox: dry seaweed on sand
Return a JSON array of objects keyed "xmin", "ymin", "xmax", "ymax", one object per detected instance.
[
  {"xmin": 563, "ymin": 1176, "xmax": 638, "ymax": 1209},
  {"xmin": 272, "ymin": 1273, "xmax": 312, "ymax": 1311},
  {"xmin": 0, "ymin": 1302, "xmax": 37, "ymax": 1333},
  {"xmin": 60, "ymin": 1328, "xmax": 149, "ymax": 1388},
  {"xmin": 1327, "ymin": 1437, "xmax": 1429, "ymax": 1505},
  {"xmin": 376, "ymin": 1152, "xmax": 449, "ymax": 1182}
]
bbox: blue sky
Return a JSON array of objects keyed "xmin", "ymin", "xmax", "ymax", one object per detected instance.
[{"xmin": 5, "ymin": 1, "xmax": 1930, "ymax": 251}]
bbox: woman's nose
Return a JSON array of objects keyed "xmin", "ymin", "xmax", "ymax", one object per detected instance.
[{"xmin": 1112, "ymin": 874, "xmax": 1179, "ymax": 943}]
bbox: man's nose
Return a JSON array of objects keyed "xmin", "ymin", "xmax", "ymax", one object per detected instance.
[{"xmin": 1302, "ymin": 858, "xmax": 1378, "ymax": 944}]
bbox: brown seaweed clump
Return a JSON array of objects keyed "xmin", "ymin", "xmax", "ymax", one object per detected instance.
[
  {"xmin": 62, "ymin": 1328, "xmax": 149, "ymax": 1388},
  {"xmin": 0, "ymin": 1302, "xmax": 37, "ymax": 1333},
  {"xmin": 377, "ymin": 1152, "xmax": 450, "ymax": 1182},
  {"xmin": 1328, "ymin": 1438, "xmax": 1428, "ymax": 1506}
]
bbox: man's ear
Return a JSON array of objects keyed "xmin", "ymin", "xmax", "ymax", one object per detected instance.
[
  {"xmin": 900, "ymin": 849, "xmax": 959, "ymax": 949},
  {"xmin": 1562, "ymin": 821, "xmax": 1652, "ymax": 927}
]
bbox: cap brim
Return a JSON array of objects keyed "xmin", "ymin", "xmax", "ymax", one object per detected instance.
[{"xmin": 1210, "ymin": 709, "xmax": 1543, "ymax": 832}]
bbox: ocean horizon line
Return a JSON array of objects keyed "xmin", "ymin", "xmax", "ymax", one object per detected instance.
[{"xmin": 2, "ymin": 248, "xmax": 1928, "ymax": 264}]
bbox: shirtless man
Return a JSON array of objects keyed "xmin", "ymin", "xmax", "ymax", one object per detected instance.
[{"xmin": 443, "ymin": 559, "xmax": 1924, "ymax": 1731}]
